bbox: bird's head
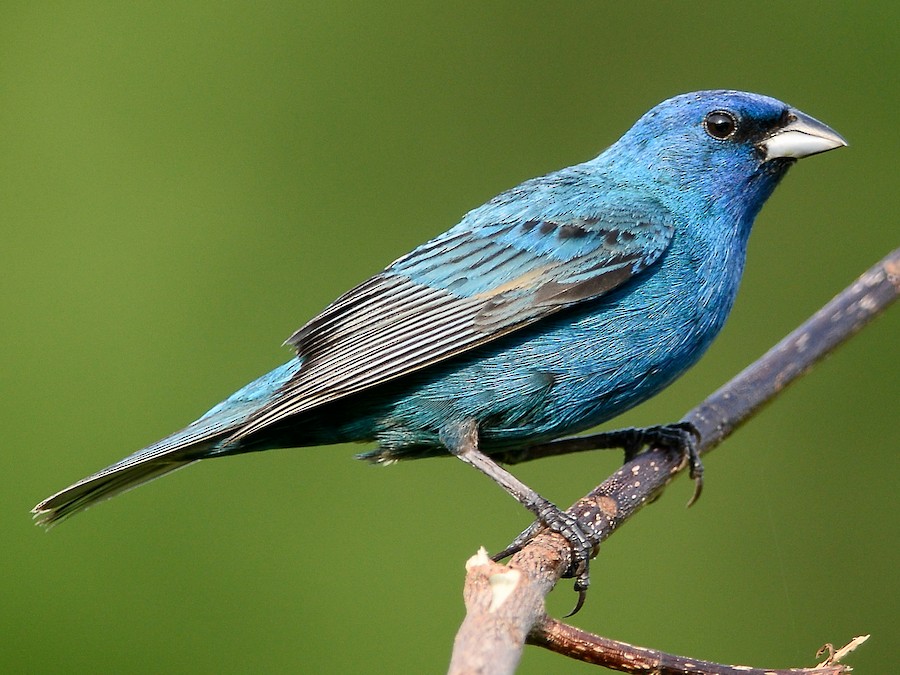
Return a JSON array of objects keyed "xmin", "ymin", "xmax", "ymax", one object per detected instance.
[{"xmin": 607, "ymin": 90, "xmax": 846, "ymax": 215}]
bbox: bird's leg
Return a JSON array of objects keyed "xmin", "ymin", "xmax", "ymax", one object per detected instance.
[
  {"xmin": 496, "ymin": 421, "xmax": 704, "ymax": 506},
  {"xmin": 491, "ymin": 422, "xmax": 703, "ymax": 600},
  {"xmin": 440, "ymin": 419, "xmax": 596, "ymax": 608}
]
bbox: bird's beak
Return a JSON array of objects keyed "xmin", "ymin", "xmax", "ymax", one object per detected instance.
[{"xmin": 759, "ymin": 109, "xmax": 847, "ymax": 161}]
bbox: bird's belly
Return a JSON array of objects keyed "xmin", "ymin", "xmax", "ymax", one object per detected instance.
[{"xmin": 481, "ymin": 304, "xmax": 720, "ymax": 445}]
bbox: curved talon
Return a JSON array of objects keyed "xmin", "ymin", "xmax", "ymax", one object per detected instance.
[
  {"xmin": 635, "ymin": 422, "xmax": 705, "ymax": 507},
  {"xmin": 675, "ymin": 422, "xmax": 704, "ymax": 507},
  {"xmin": 686, "ymin": 474, "xmax": 704, "ymax": 508},
  {"xmin": 564, "ymin": 587, "xmax": 588, "ymax": 618},
  {"xmin": 493, "ymin": 519, "xmax": 544, "ymax": 562},
  {"xmin": 490, "ymin": 547, "xmax": 517, "ymax": 563},
  {"xmin": 570, "ymin": 565, "xmax": 590, "ymax": 616},
  {"xmin": 686, "ymin": 451, "xmax": 704, "ymax": 507}
]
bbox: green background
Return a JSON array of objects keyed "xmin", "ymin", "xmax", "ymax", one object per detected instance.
[{"xmin": 2, "ymin": 3, "xmax": 897, "ymax": 673}]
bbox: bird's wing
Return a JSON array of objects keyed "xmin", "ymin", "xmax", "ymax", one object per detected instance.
[{"xmin": 233, "ymin": 202, "xmax": 674, "ymax": 438}]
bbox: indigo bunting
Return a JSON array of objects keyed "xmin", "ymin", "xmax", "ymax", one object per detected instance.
[{"xmin": 34, "ymin": 91, "xmax": 845, "ymax": 588}]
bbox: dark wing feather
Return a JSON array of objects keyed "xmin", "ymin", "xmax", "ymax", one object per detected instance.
[{"xmin": 232, "ymin": 205, "xmax": 674, "ymax": 439}]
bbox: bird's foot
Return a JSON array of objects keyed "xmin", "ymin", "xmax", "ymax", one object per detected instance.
[
  {"xmin": 442, "ymin": 418, "xmax": 600, "ymax": 615},
  {"xmin": 621, "ymin": 422, "xmax": 704, "ymax": 506},
  {"xmin": 492, "ymin": 506, "xmax": 597, "ymax": 616}
]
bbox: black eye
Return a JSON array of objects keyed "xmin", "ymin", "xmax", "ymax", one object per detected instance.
[{"xmin": 704, "ymin": 111, "xmax": 737, "ymax": 140}]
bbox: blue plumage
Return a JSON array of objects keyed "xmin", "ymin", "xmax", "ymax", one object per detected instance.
[{"xmin": 33, "ymin": 90, "xmax": 845, "ymax": 526}]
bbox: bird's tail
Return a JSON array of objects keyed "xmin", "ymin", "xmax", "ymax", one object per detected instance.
[
  {"xmin": 32, "ymin": 457, "xmax": 200, "ymax": 527},
  {"xmin": 32, "ymin": 424, "xmax": 224, "ymax": 527},
  {"xmin": 32, "ymin": 358, "xmax": 305, "ymax": 527}
]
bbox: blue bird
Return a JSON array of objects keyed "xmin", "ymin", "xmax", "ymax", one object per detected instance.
[{"xmin": 34, "ymin": 91, "xmax": 844, "ymax": 591}]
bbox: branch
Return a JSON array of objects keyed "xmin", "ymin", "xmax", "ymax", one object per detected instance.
[
  {"xmin": 448, "ymin": 248, "xmax": 898, "ymax": 674},
  {"xmin": 528, "ymin": 620, "xmax": 868, "ymax": 675}
]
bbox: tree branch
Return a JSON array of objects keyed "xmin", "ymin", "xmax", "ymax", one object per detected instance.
[
  {"xmin": 448, "ymin": 248, "xmax": 898, "ymax": 674},
  {"xmin": 528, "ymin": 619, "xmax": 868, "ymax": 674}
]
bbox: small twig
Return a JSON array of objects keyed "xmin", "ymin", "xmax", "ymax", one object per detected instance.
[
  {"xmin": 528, "ymin": 618, "xmax": 864, "ymax": 674},
  {"xmin": 816, "ymin": 635, "xmax": 870, "ymax": 668},
  {"xmin": 448, "ymin": 248, "xmax": 898, "ymax": 674}
]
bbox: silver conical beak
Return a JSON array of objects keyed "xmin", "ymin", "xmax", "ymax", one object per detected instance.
[{"xmin": 759, "ymin": 109, "xmax": 847, "ymax": 161}]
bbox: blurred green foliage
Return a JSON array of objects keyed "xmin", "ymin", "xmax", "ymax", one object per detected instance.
[{"xmin": 2, "ymin": 2, "xmax": 896, "ymax": 673}]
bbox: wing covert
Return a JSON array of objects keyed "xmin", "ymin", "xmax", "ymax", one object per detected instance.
[{"xmin": 233, "ymin": 202, "xmax": 675, "ymax": 439}]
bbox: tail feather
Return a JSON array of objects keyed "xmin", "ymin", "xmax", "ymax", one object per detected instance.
[
  {"xmin": 32, "ymin": 456, "xmax": 202, "ymax": 527},
  {"xmin": 31, "ymin": 416, "xmax": 230, "ymax": 526},
  {"xmin": 33, "ymin": 358, "xmax": 305, "ymax": 526}
]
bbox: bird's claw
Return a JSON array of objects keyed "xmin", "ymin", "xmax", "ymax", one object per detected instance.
[
  {"xmin": 493, "ymin": 507, "xmax": 596, "ymax": 616},
  {"xmin": 564, "ymin": 586, "xmax": 589, "ymax": 618},
  {"xmin": 491, "ymin": 519, "xmax": 544, "ymax": 562},
  {"xmin": 622, "ymin": 422, "xmax": 704, "ymax": 507},
  {"xmin": 491, "ymin": 421, "xmax": 705, "ymax": 616},
  {"xmin": 668, "ymin": 422, "xmax": 704, "ymax": 507}
]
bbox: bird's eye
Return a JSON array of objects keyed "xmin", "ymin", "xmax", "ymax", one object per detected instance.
[{"xmin": 704, "ymin": 111, "xmax": 738, "ymax": 140}]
